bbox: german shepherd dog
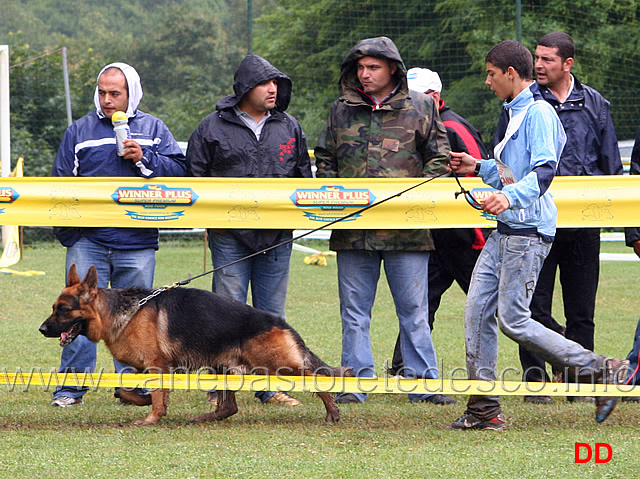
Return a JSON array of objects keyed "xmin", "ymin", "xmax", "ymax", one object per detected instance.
[{"xmin": 39, "ymin": 264, "xmax": 346, "ymax": 426}]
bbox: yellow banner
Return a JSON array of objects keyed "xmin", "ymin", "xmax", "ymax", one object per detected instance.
[
  {"xmin": 0, "ymin": 176, "xmax": 638, "ymax": 229},
  {"xmin": 2, "ymin": 372, "xmax": 640, "ymax": 397},
  {"xmin": 0, "ymin": 157, "xmax": 24, "ymax": 267}
]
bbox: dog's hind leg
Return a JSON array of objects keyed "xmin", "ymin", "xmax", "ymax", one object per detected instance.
[
  {"xmin": 302, "ymin": 371, "xmax": 341, "ymax": 424},
  {"xmin": 132, "ymin": 388, "xmax": 169, "ymax": 426},
  {"xmin": 189, "ymin": 390, "xmax": 238, "ymax": 423}
]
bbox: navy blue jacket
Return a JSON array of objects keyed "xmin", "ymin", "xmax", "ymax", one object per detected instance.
[
  {"xmin": 493, "ymin": 76, "xmax": 621, "ymax": 176},
  {"xmin": 625, "ymin": 129, "xmax": 640, "ymax": 246},
  {"xmin": 52, "ymin": 111, "xmax": 187, "ymax": 249}
]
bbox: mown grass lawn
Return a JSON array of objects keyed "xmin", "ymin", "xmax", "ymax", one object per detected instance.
[{"xmin": 0, "ymin": 237, "xmax": 639, "ymax": 478}]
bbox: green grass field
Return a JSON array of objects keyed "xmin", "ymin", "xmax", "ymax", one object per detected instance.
[{"xmin": 0, "ymin": 237, "xmax": 639, "ymax": 478}]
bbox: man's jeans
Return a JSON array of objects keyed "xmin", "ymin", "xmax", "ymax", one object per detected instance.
[
  {"xmin": 625, "ymin": 318, "xmax": 640, "ymax": 385},
  {"xmin": 55, "ymin": 237, "xmax": 156, "ymax": 400},
  {"xmin": 336, "ymin": 249, "xmax": 439, "ymax": 403},
  {"xmin": 208, "ymin": 231, "xmax": 292, "ymax": 402},
  {"xmin": 465, "ymin": 232, "xmax": 601, "ymax": 419}
]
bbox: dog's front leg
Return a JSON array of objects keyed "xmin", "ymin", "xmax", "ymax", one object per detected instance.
[{"xmin": 132, "ymin": 388, "xmax": 169, "ymax": 426}]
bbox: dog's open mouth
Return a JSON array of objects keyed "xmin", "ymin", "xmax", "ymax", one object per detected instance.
[{"xmin": 60, "ymin": 322, "xmax": 83, "ymax": 347}]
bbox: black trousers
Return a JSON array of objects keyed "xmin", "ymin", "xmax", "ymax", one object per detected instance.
[
  {"xmin": 519, "ymin": 228, "xmax": 600, "ymax": 383},
  {"xmin": 391, "ymin": 228, "xmax": 482, "ymax": 373}
]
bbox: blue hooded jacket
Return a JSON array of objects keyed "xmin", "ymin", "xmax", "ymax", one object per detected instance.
[{"xmin": 52, "ymin": 62, "xmax": 187, "ymax": 249}]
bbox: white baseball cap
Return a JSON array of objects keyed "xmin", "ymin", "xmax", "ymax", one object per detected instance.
[{"xmin": 407, "ymin": 67, "xmax": 442, "ymax": 93}]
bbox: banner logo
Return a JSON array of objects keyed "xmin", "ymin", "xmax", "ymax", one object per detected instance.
[
  {"xmin": 470, "ymin": 188, "xmax": 497, "ymax": 221},
  {"xmin": 112, "ymin": 184, "xmax": 198, "ymax": 208},
  {"xmin": 291, "ymin": 185, "xmax": 375, "ymax": 223},
  {"xmin": 112, "ymin": 184, "xmax": 197, "ymax": 222},
  {"xmin": 0, "ymin": 188, "xmax": 19, "ymax": 203},
  {"xmin": 291, "ymin": 185, "xmax": 374, "ymax": 210}
]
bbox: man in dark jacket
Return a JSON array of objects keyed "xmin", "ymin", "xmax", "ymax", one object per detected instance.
[
  {"xmin": 515, "ymin": 32, "xmax": 623, "ymax": 404},
  {"xmin": 389, "ymin": 67, "xmax": 489, "ymax": 376},
  {"xmin": 622, "ymin": 129, "xmax": 640, "ymax": 399},
  {"xmin": 187, "ymin": 55, "xmax": 311, "ymax": 406},
  {"xmin": 315, "ymin": 37, "xmax": 455, "ymax": 405},
  {"xmin": 51, "ymin": 62, "xmax": 187, "ymax": 407}
]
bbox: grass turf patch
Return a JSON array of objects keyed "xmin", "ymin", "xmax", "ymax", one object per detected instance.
[{"xmin": 0, "ymin": 238, "xmax": 638, "ymax": 477}]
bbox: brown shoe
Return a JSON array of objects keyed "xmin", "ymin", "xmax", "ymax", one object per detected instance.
[
  {"xmin": 595, "ymin": 358, "xmax": 629, "ymax": 423},
  {"xmin": 524, "ymin": 395, "xmax": 553, "ymax": 404},
  {"xmin": 264, "ymin": 392, "xmax": 301, "ymax": 406}
]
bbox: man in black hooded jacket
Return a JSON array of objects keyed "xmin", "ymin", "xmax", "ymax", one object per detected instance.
[{"xmin": 188, "ymin": 55, "xmax": 311, "ymax": 406}]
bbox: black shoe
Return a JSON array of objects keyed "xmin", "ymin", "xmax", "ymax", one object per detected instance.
[
  {"xmin": 335, "ymin": 393, "xmax": 361, "ymax": 404},
  {"xmin": 622, "ymin": 396, "xmax": 640, "ymax": 403},
  {"xmin": 415, "ymin": 394, "xmax": 457, "ymax": 405},
  {"xmin": 524, "ymin": 395, "xmax": 554, "ymax": 404},
  {"xmin": 595, "ymin": 357, "xmax": 629, "ymax": 423},
  {"xmin": 448, "ymin": 412, "xmax": 506, "ymax": 431}
]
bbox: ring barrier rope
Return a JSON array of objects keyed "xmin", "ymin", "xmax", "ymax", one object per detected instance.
[{"xmin": 2, "ymin": 372, "xmax": 639, "ymax": 398}]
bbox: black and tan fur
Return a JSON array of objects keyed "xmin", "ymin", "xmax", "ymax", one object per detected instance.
[{"xmin": 39, "ymin": 264, "xmax": 346, "ymax": 425}]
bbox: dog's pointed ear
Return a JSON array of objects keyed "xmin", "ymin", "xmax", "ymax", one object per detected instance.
[
  {"xmin": 67, "ymin": 264, "xmax": 81, "ymax": 287},
  {"xmin": 83, "ymin": 265, "xmax": 98, "ymax": 289}
]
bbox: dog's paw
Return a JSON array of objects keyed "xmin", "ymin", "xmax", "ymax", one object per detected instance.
[
  {"xmin": 325, "ymin": 412, "xmax": 340, "ymax": 424},
  {"xmin": 132, "ymin": 415, "xmax": 161, "ymax": 426},
  {"xmin": 188, "ymin": 412, "xmax": 218, "ymax": 423}
]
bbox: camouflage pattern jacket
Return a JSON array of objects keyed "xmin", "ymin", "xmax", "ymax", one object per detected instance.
[{"xmin": 314, "ymin": 36, "xmax": 450, "ymax": 251}]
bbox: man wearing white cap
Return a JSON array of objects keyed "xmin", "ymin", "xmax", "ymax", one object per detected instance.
[{"xmin": 389, "ymin": 67, "xmax": 489, "ymax": 376}]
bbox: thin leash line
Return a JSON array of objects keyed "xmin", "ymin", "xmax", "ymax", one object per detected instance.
[{"xmin": 139, "ymin": 171, "xmax": 452, "ymax": 305}]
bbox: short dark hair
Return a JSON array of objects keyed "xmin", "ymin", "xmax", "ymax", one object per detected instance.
[
  {"xmin": 485, "ymin": 40, "xmax": 533, "ymax": 80},
  {"xmin": 538, "ymin": 32, "xmax": 575, "ymax": 62}
]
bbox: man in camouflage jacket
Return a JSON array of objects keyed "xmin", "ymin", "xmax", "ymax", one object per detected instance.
[{"xmin": 314, "ymin": 36, "xmax": 455, "ymax": 405}]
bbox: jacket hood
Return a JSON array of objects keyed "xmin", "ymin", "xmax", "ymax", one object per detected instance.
[
  {"xmin": 94, "ymin": 62, "xmax": 143, "ymax": 119},
  {"xmin": 339, "ymin": 36, "xmax": 407, "ymax": 96},
  {"xmin": 217, "ymin": 55, "xmax": 292, "ymax": 112}
]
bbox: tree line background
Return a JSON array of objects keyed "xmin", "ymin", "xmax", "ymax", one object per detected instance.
[{"xmin": 3, "ymin": 0, "xmax": 640, "ymax": 177}]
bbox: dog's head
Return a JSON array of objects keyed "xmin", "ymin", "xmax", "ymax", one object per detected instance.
[{"xmin": 39, "ymin": 264, "xmax": 99, "ymax": 346}]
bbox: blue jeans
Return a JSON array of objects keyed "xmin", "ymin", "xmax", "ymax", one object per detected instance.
[
  {"xmin": 54, "ymin": 237, "xmax": 156, "ymax": 400},
  {"xmin": 208, "ymin": 231, "xmax": 292, "ymax": 402},
  {"xmin": 625, "ymin": 318, "xmax": 640, "ymax": 385},
  {"xmin": 336, "ymin": 250, "xmax": 439, "ymax": 403},
  {"xmin": 465, "ymin": 231, "xmax": 602, "ymax": 419}
]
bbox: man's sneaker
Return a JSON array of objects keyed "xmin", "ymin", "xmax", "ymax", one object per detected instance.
[
  {"xmin": 524, "ymin": 395, "xmax": 553, "ymax": 404},
  {"xmin": 51, "ymin": 396, "xmax": 83, "ymax": 407},
  {"xmin": 264, "ymin": 392, "xmax": 301, "ymax": 406},
  {"xmin": 595, "ymin": 357, "xmax": 629, "ymax": 423},
  {"xmin": 415, "ymin": 394, "xmax": 457, "ymax": 405},
  {"xmin": 448, "ymin": 412, "xmax": 506, "ymax": 431},
  {"xmin": 567, "ymin": 396, "xmax": 595, "ymax": 403},
  {"xmin": 335, "ymin": 393, "xmax": 362, "ymax": 404}
]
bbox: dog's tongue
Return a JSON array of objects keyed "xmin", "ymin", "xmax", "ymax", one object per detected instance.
[{"xmin": 60, "ymin": 332, "xmax": 69, "ymax": 346}]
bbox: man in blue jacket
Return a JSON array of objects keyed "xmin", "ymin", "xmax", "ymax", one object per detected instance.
[
  {"xmin": 187, "ymin": 55, "xmax": 311, "ymax": 406},
  {"xmin": 448, "ymin": 40, "xmax": 626, "ymax": 431},
  {"xmin": 51, "ymin": 63, "xmax": 187, "ymax": 407},
  {"xmin": 518, "ymin": 32, "xmax": 623, "ymax": 404}
]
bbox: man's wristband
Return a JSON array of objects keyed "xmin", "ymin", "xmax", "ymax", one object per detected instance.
[{"xmin": 474, "ymin": 160, "xmax": 481, "ymax": 176}]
